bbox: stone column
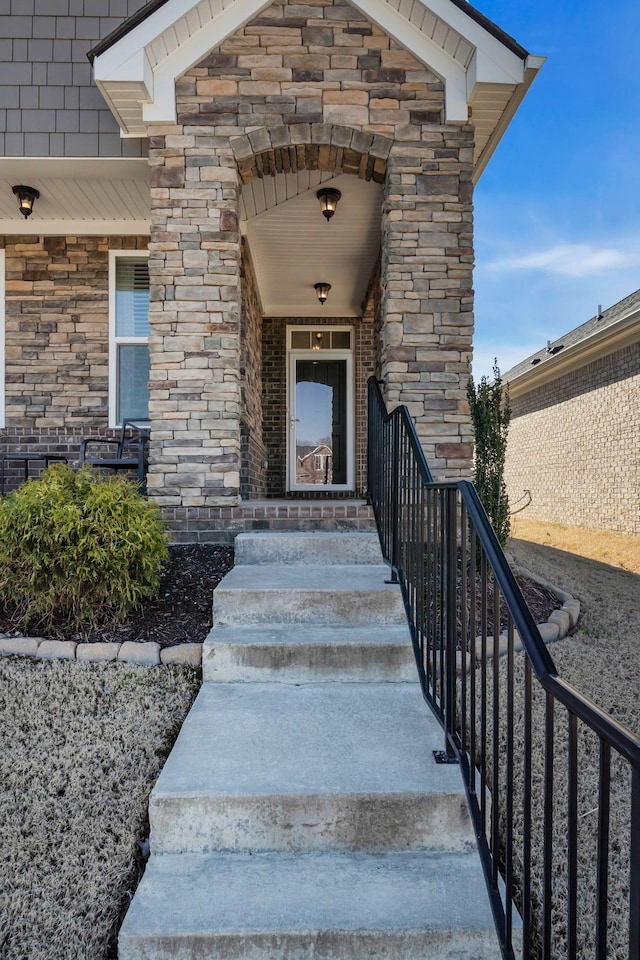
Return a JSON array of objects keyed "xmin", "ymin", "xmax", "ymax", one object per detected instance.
[
  {"xmin": 381, "ymin": 132, "xmax": 475, "ymax": 479},
  {"xmin": 147, "ymin": 129, "xmax": 242, "ymax": 509}
]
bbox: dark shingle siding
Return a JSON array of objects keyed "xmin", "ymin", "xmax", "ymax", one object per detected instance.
[{"xmin": 0, "ymin": 0, "xmax": 150, "ymax": 156}]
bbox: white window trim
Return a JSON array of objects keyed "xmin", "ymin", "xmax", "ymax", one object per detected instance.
[
  {"xmin": 108, "ymin": 249, "xmax": 150, "ymax": 428},
  {"xmin": 286, "ymin": 325, "xmax": 355, "ymax": 493},
  {"xmin": 0, "ymin": 250, "xmax": 5, "ymax": 429}
]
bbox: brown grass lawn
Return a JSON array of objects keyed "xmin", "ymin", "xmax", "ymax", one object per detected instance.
[{"xmin": 0, "ymin": 660, "xmax": 200, "ymax": 960}]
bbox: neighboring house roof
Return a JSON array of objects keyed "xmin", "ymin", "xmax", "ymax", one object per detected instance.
[
  {"xmin": 88, "ymin": 0, "xmax": 543, "ymax": 180},
  {"xmin": 503, "ymin": 288, "xmax": 640, "ymax": 397}
]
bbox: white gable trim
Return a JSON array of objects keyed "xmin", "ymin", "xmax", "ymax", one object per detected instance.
[
  {"xmin": 143, "ymin": 0, "xmax": 275, "ymax": 124},
  {"xmin": 92, "ymin": 0, "xmax": 542, "ymax": 175}
]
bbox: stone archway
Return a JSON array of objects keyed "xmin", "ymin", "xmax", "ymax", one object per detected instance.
[
  {"xmin": 229, "ymin": 123, "xmax": 391, "ymax": 186},
  {"xmin": 233, "ymin": 125, "xmax": 388, "ymax": 500}
]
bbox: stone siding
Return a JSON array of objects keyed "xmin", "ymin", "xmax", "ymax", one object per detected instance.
[
  {"xmin": 0, "ymin": 234, "xmax": 148, "ymax": 489},
  {"xmin": 146, "ymin": 0, "xmax": 475, "ymax": 518},
  {"xmin": 505, "ymin": 341, "xmax": 640, "ymax": 535}
]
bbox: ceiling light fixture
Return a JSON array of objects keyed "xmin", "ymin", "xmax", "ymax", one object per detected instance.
[
  {"xmin": 316, "ymin": 188, "xmax": 341, "ymax": 222},
  {"xmin": 314, "ymin": 282, "xmax": 331, "ymax": 305},
  {"xmin": 12, "ymin": 185, "xmax": 40, "ymax": 219}
]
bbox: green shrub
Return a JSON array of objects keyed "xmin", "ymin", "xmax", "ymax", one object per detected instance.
[
  {"xmin": 0, "ymin": 464, "xmax": 169, "ymax": 632},
  {"xmin": 467, "ymin": 361, "xmax": 512, "ymax": 548}
]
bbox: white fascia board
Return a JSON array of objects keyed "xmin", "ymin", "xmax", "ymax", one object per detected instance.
[
  {"xmin": 93, "ymin": 0, "xmax": 201, "ymax": 79},
  {"xmin": 348, "ymin": 0, "xmax": 468, "ymax": 120},
  {"xmin": 142, "ymin": 0, "xmax": 278, "ymax": 123},
  {"xmin": 0, "ymin": 220, "xmax": 150, "ymax": 236},
  {"xmin": 472, "ymin": 54, "xmax": 545, "ymax": 182},
  {"xmin": 507, "ymin": 311, "xmax": 640, "ymax": 399},
  {"xmin": 416, "ymin": 0, "xmax": 526, "ymax": 67},
  {"xmin": 466, "ymin": 46, "xmax": 523, "ymax": 100}
]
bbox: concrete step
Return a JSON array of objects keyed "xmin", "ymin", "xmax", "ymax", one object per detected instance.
[
  {"xmin": 213, "ymin": 564, "xmax": 405, "ymax": 626},
  {"xmin": 149, "ymin": 683, "xmax": 473, "ymax": 856},
  {"xmin": 119, "ymin": 849, "xmax": 500, "ymax": 960},
  {"xmin": 203, "ymin": 623, "xmax": 416, "ymax": 683},
  {"xmin": 234, "ymin": 531, "xmax": 384, "ymax": 566}
]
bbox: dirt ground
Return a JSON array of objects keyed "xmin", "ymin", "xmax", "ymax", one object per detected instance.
[
  {"xmin": 511, "ymin": 516, "xmax": 640, "ymax": 575},
  {"xmin": 508, "ymin": 524, "xmax": 640, "ymax": 735}
]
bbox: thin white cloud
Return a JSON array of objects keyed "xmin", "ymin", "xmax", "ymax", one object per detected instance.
[{"xmin": 488, "ymin": 243, "xmax": 640, "ymax": 278}]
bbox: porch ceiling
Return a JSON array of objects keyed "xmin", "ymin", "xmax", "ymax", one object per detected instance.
[
  {"xmin": 242, "ymin": 172, "xmax": 382, "ymax": 318},
  {"xmin": 0, "ymin": 158, "xmax": 150, "ymax": 235}
]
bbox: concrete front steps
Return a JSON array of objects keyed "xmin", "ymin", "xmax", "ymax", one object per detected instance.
[{"xmin": 119, "ymin": 531, "xmax": 500, "ymax": 960}]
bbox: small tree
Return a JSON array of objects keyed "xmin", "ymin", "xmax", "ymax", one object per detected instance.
[{"xmin": 467, "ymin": 361, "xmax": 511, "ymax": 547}]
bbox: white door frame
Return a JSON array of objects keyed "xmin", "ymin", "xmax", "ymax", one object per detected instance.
[{"xmin": 286, "ymin": 326, "xmax": 354, "ymax": 492}]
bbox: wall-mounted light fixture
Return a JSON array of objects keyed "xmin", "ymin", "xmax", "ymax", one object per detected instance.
[
  {"xmin": 12, "ymin": 185, "xmax": 40, "ymax": 219},
  {"xmin": 314, "ymin": 282, "xmax": 331, "ymax": 305},
  {"xmin": 316, "ymin": 188, "xmax": 341, "ymax": 222}
]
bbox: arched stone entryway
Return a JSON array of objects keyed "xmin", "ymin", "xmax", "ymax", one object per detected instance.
[{"xmin": 145, "ymin": 0, "xmax": 476, "ymax": 531}]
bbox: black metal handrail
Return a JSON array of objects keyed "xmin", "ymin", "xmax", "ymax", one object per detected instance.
[{"xmin": 367, "ymin": 376, "xmax": 640, "ymax": 960}]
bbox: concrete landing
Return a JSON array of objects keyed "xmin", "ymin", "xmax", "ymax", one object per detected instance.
[
  {"xmin": 119, "ymin": 850, "xmax": 499, "ymax": 960},
  {"xmin": 234, "ymin": 531, "xmax": 384, "ymax": 565},
  {"xmin": 149, "ymin": 683, "xmax": 473, "ymax": 855},
  {"xmin": 203, "ymin": 623, "xmax": 416, "ymax": 682}
]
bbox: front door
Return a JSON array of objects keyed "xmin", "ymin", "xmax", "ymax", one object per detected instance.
[{"xmin": 287, "ymin": 327, "xmax": 354, "ymax": 492}]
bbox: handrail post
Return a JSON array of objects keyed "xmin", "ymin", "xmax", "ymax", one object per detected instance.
[
  {"xmin": 388, "ymin": 414, "xmax": 400, "ymax": 583},
  {"xmin": 445, "ymin": 485, "xmax": 458, "ymax": 758}
]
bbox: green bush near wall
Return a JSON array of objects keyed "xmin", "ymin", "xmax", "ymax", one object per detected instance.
[{"xmin": 0, "ymin": 464, "xmax": 168, "ymax": 632}]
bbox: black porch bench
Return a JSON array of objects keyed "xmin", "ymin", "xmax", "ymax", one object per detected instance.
[{"xmin": 79, "ymin": 419, "xmax": 151, "ymax": 492}]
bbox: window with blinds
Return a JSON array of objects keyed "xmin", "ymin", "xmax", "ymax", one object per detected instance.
[
  {"xmin": 115, "ymin": 258, "xmax": 150, "ymax": 337},
  {"xmin": 112, "ymin": 255, "xmax": 150, "ymax": 423}
]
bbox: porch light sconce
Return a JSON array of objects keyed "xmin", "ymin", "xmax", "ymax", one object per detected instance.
[
  {"xmin": 12, "ymin": 184, "xmax": 40, "ymax": 219},
  {"xmin": 316, "ymin": 188, "xmax": 341, "ymax": 222},
  {"xmin": 314, "ymin": 282, "xmax": 331, "ymax": 305}
]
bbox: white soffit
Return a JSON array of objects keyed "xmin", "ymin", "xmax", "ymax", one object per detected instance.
[
  {"xmin": 0, "ymin": 158, "xmax": 150, "ymax": 235},
  {"xmin": 92, "ymin": 0, "xmax": 542, "ymax": 177},
  {"xmin": 244, "ymin": 173, "xmax": 382, "ymax": 317}
]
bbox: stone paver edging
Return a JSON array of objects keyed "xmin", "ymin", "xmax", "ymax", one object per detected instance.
[{"xmin": 0, "ymin": 636, "xmax": 202, "ymax": 668}]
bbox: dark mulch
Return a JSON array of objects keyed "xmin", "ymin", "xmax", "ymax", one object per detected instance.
[
  {"xmin": 0, "ymin": 544, "xmax": 560, "ymax": 649},
  {"xmin": 0, "ymin": 545, "xmax": 235, "ymax": 649}
]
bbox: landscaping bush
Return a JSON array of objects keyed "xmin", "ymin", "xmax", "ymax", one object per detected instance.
[
  {"xmin": 0, "ymin": 464, "xmax": 168, "ymax": 632},
  {"xmin": 467, "ymin": 361, "xmax": 511, "ymax": 548}
]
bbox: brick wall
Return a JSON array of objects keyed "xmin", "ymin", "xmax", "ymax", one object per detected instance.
[
  {"xmin": 240, "ymin": 239, "xmax": 267, "ymax": 497},
  {"xmin": 262, "ymin": 312, "xmax": 377, "ymax": 497},
  {"xmin": 504, "ymin": 342, "xmax": 640, "ymax": 535}
]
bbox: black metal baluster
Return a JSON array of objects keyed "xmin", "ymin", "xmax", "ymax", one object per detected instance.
[
  {"xmin": 445, "ymin": 486, "xmax": 457, "ymax": 756},
  {"xmin": 491, "ymin": 579, "xmax": 501, "ymax": 889},
  {"xmin": 595, "ymin": 740, "xmax": 610, "ymax": 960},
  {"xmin": 505, "ymin": 616, "xmax": 515, "ymax": 955},
  {"xmin": 567, "ymin": 712, "xmax": 578, "ymax": 960},
  {"xmin": 630, "ymin": 765, "xmax": 640, "ymax": 960},
  {"xmin": 543, "ymin": 692, "xmax": 555, "ymax": 960},
  {"xmin": 523, "ymin": 657, "xmax": 532, "ymax": 960}
]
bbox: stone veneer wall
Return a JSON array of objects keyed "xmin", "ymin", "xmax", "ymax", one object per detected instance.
[
  {"xmin": 504, "ymin": 341, "xmax": 640, "ymax": 535},
  {"xmin": 262, "ymin": 311, "xmax": 377, "ymax": 497},
  {"xmin": 0, "ymin": 234, "xmax": 148, "ymax": 489},
  {"xmin": 240, "ymin": 239, "xmax": 267, "ymax": 497},
  {"xmin": 146, "ymin": 0, "xmax": 475, "ymax": 519}
]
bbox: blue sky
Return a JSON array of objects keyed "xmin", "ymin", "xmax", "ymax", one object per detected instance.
[{"xmin": 472, "ymin": 0, "xmax": 640, "ymax": 379}]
